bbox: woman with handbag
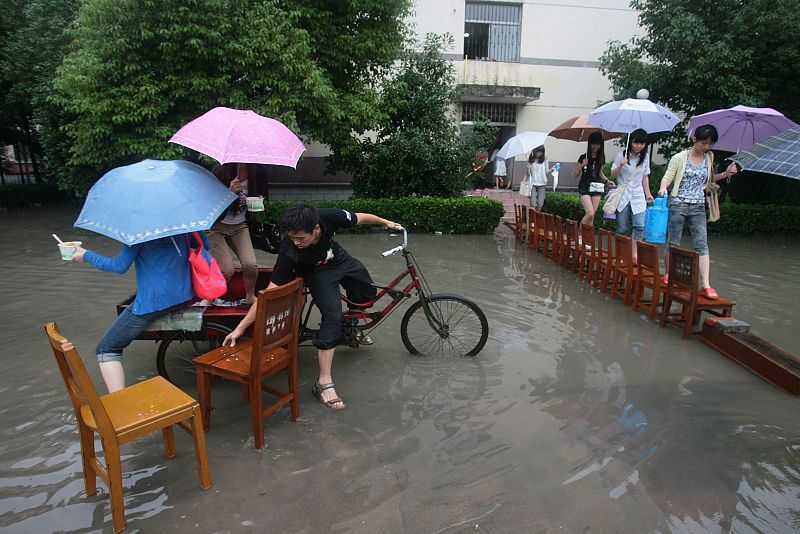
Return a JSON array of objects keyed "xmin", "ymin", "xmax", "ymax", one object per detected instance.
[
  {"xmin": 527, "ymin": 146, "xmax": 555, "ymax": 210},
  {"xmin": 574, "ymin": 132, "xmax": 614, "ymax": 226},
  {"xmin": 609, "ymin": 129, "xmax": 654, "ymax": 261},
  {"xmin": 658, "ymin": 125, "xmax": 738, "ymax": 299},
  {"xmin": 69, "ymin": 233, "xmax": 207, "ymax": 392},
  {"xmin": 205, "ymin": 163, "xmax": 258, "ymax": 305}
]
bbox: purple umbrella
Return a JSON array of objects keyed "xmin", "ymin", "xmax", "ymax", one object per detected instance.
[
  {"xmin": 169, "ymin": 107, "xmax": 305, "ymax": 167},
  {"xmin": 688, "ymin": 105, "xmax": 797, "ymax": 153}
]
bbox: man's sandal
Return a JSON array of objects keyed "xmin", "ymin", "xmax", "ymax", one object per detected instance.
[
  {"xmin": 355, "ymin": 331, "xmax": 373, "ymax": 346},
  {"xmin": 312, "ymin": 382, "xmax": 345, "ymax": 410}
]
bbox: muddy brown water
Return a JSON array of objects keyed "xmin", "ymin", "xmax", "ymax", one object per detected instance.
[{"xmin": 0, "ymin": 207, "xmax": 798, "ymax": 533}]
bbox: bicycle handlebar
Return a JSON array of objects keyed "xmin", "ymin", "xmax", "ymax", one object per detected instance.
[{"xmin": 381, "ymin": 226, "xmax": 407, "ymax": 257}]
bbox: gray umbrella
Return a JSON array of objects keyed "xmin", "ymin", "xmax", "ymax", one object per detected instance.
[{"xmin": 729, "ymin": 125, "xmax": 800, "ymax": 180}]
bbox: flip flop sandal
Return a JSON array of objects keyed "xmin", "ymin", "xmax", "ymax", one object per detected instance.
[
  {"xmin": 312, "ymin": 382, "xmax": 345, "ymax": 409},
  {"xmin": 699, "ymin": 287, "xmax": 719, "ymax": 300}
]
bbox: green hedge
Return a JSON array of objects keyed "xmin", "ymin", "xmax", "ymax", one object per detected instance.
[
  {"xmin": 255, "ymin": 196, "xmax": 505, "ymax": 234},
  {"xmin": 0, "ymin": 182, "xmax": 79, "ymax": 208},
  {"xmin": 542, "ymin": 191, "xmax": 800, "ymax": 235}
]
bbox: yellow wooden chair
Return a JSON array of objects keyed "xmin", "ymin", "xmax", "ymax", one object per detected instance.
[{"xmin": 45, "ymin": 322, "xmax": 211, "ymax": 533}]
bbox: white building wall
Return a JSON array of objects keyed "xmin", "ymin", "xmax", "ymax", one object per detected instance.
[{"xmin": 410, "ymin": 0, "xmax": 643, "ymax": 165}]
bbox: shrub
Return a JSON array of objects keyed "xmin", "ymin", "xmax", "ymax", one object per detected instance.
[
  {"xmin": 726, "ymin": 171, "xmax": 800, "ymax": 205},
  {"xmin": 541, "ymin": 191, "xmax": 800, "ymax": 235},
  {"xmin": 255, "ymin": 196, "xmax": 504, "ymax": 234}
]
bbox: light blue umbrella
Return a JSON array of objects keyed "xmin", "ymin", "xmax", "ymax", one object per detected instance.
[
  {"xmin": 75, "ymin": 159, "xmax": 238, "ymax": 245},
  {"xmin": 588, "ymin": 98, "xmax": 679, "ymax": 135}
]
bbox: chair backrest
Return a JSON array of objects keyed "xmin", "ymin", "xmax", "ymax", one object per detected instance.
[
  {"xmin": 579, "ymin": 223, "xmax": 595, "ymax": 252},
  {"xmin": 614, "ymin": 234, "xmax": 632, "ymax": 265},
  {"xmin": 598, "ymin": 228, "xmax": 613, "ymax": 257},
  {"xmin": 543, "ymin": 212, "xmax": 554, "ymax": 233},
  {"xmin": 533, "ymin": 209, "xmax": 546, "ymax": 231},
  {"xmin": 668, "ymin": 246, "xmax": 699, "ymax": 290},
  {"xmin": 45, "ymin": 322, "xmax": 115, "ymax": 436},
  {"xmin": 250, "ymin": 278, "xmax": 305, "ymax": 376},
  {"xmin": 636, "ymin": 241, "xmax": 660, "ymax": 277},
  {"xmin": 565, "ymin": 219, "xmax": 578, "ymax": 245},
  {"xmin": 527, "ymin": 207, "xmax": 536, "ymax": 231}
]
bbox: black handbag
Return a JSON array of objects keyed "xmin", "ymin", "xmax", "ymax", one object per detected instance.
[{"xmin": 247, "ymin": 217, "xmax": 281, "ymax": 254}]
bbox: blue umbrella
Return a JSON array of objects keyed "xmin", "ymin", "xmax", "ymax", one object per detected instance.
[
  {"xmin": 729, "ymin": 125, "xmax": 800, "ymax": 180},
  {"xmin": 75, "ymin": 159, "xmax": 238, "ymax": 245}
]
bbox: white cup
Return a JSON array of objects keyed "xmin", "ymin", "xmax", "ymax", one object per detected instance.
[
  {"xmin": 58, "ymin": 241, "xmax": 82, "ymax": 260},
  {"xmin": 246, "ymin": 196, "xmax": 264, "ymax": 212}
]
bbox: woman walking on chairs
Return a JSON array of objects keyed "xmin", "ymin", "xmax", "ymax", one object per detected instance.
[
  {"xmin": 574, "ymin": 132, "xmax": 613, "ymax": 226},
  {"xmin": 658, "ymin": 125, "xmax": 738, "ymax": 299},
  {"xmin": 610, "ymin": 129, "xmax": 654, "ymax": 262}
]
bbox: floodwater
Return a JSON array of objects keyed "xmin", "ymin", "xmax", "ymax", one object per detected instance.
[{"xmin": 1, "ymin": 206, "xmax": 798, "ymax": 533}]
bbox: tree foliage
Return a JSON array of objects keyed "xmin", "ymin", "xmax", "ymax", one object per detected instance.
[
  {"xmin": 50, "ymin": 0, "xmax": 410, "ymax": 193},
  {"xmin": 600, "ymin": 0, "xmax": 800, "ymax": 157},
  {"xmin": 0, "ymin": 0, "xmax": 79, "ymax": 180},
  {"xmin": 338, "ymin": 35, "xmax": 497, "ymax": 198}
]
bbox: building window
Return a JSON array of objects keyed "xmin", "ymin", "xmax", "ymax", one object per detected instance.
[
  {"xmin": 461, "ymin": 102, "xmax": 517, "ymax": 125},
  {"xmin": 464, "ymin": 2, "xmax": 521, "ymax": 62}
]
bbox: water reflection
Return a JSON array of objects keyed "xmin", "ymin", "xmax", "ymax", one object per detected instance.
[{"xmin": 0, "ymin": 207, "xmax": 798, "ymax": 532}]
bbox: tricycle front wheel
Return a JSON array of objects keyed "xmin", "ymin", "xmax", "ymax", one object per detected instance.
[
  {"xmin": 156, "ymin": 322, "xmax": 232, "ymax": 387},
  {"xmin": 400, "ymin": 294, "xmax": 488, "ymax": 357}
]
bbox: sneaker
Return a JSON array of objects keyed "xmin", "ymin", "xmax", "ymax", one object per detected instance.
[{"xmin": 661, "ymin": 275, "xmax": 669, "ymax": 285}]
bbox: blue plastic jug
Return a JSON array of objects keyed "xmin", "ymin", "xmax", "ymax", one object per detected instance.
[{"xmin": 644, "ymin": 196, "xmax": 668, "ymax": 243}]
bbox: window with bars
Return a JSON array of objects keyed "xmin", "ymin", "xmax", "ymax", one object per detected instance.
[
  {"xmin": 461, "ymin": 102, "xmax": 517, "ymax": 124},
  {"xmin": 464, "ymin": 2, "xmax": 521, "ymax": 62}
]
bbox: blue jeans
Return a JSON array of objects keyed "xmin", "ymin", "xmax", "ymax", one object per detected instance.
[
  {"xmin": 616, "ymin": 204, "xmax": 645, "ymax": 241},
  {"xmin": 96, "ymin": 305, "xmax": 173, "ymax": 362},
  {"xmin": 667, "ymin": 200, "xmax": 709, "ymax": 255}
]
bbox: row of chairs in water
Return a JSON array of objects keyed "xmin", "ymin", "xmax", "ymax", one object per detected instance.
[{"xmin": 512, "ymin": 205, "xmax": 735, "ymax": 338}]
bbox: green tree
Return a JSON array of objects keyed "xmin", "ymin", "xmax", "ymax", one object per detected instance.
[
  {"xmin": 0, "ymin": 0, "xmax": 79, "ymax": 182},
  {"xmin": 600, "ymin": 0, "xmax": 800, "ymax": 157},
  {"xmin": 52, "ymin": 0, "xmax": 410, "ymax": 194},
  {"xmin": 339, "ymin": 35, "xmax": 497, "ymax": 198}
]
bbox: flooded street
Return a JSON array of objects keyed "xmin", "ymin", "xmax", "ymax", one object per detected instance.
[{"xmin": 1, "ymin": 206, "xmax": 798, "ymax": 533}]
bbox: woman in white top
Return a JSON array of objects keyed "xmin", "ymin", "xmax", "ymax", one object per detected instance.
[
  {"xmin": 610, "ymin": 129, "xmax": 654, "ymax": 260},
  {"xmin": 526, "ymin": 146, "xmax": 555, "ymax": 209}
]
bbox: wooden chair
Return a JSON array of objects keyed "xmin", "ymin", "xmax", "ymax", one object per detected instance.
[
  {"xmin": 513, "ymin": 204, "xmax": 524, "ymax": 241},
  {"xmin": 542, "ymin": 213, "xmax": 557, "ymax": 259},
  {"xmin": 631, "ymin": 241, "xmax": 665, "ymax": 320},
  {"xmin": 552, "ymin": 215, "xmax": 565, "ymax": 264},
  {"xmin": 45, "ymin": 322, "xmax": 211, "ymax": 533},
  {"xmin": 530, "ymin": 209, "xmax": 547, "ymax": 252},
  {"xmin": 578, "ymin": 223, "xmax": 599, "ymax": 283},
  {"xmin": 595, "ymin": 228, "xmax": 614, "ymax": 291},
  {"xmin": 660, "ymin": 246, "xmax": 735, "ymax": 338},
  {"xmin": 526, "ymin": 206, "xmax": 536, "ymax": 245},
  {"xmin": 563, "ymin": 219, "xmax": 580, "ymax": 271},
  {"xmin": 610, "ymin": 235, "xmax": 637, "ymax": 305},
  {"xmin": 194, "ymin": 278, "xmax": 304, "ymax": 449}
]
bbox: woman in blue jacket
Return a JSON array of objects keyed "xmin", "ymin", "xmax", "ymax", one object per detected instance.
[{"xmin": 72, "ymin": 233, "xmax": 207, "ymax": 392}]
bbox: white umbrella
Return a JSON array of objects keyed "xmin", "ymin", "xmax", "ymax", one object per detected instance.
[{"xmin": 496, "ymin": 131, "xmax": 548, "ymax": 160}]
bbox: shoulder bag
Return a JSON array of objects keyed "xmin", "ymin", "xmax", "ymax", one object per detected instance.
[{"xmin": 186, "ymin": 232, "xmax": 227, "ymax": 300}]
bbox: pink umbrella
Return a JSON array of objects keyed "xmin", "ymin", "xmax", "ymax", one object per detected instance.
[
  {"xmin": 169, "ymin": 107, "xmax": 305, "ymax": 167},
  {"xmin": 688, "ymin": 105, "xmax": 797, "ymax": 153}
]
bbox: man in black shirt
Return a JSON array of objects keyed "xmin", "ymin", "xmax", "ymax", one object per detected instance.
[{"xmin": 224, "ymin": 202, "xmax": 400, "ymax": 409}]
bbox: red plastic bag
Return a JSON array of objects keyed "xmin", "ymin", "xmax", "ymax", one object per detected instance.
[{"xmin": 187, "ymin": 232, "xmax": 227, "ymax": 300}]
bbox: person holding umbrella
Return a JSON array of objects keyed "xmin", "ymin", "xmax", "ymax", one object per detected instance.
[
  {"xmin": 204, "ymin": 163, "xmax": 258, "ymax": 306},
  {"xmin": 574, "ymin": 131, "xmax": 614, "ymax": 226},
  {"xmin": 68, "ymin": 159, "xmax": 238, "ymax": 392},
  {"xmin": 658, "ymin": 125, "xmax": 738, "ymax": 299},
  {"xmin": 610, "ymin": 128, "xmax": 654, "ymax": 260}
]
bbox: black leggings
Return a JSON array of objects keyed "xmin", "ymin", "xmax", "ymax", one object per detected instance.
[{"xmin": 306, "ymin": 254, "xmax": 376, "ymax": 350}]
